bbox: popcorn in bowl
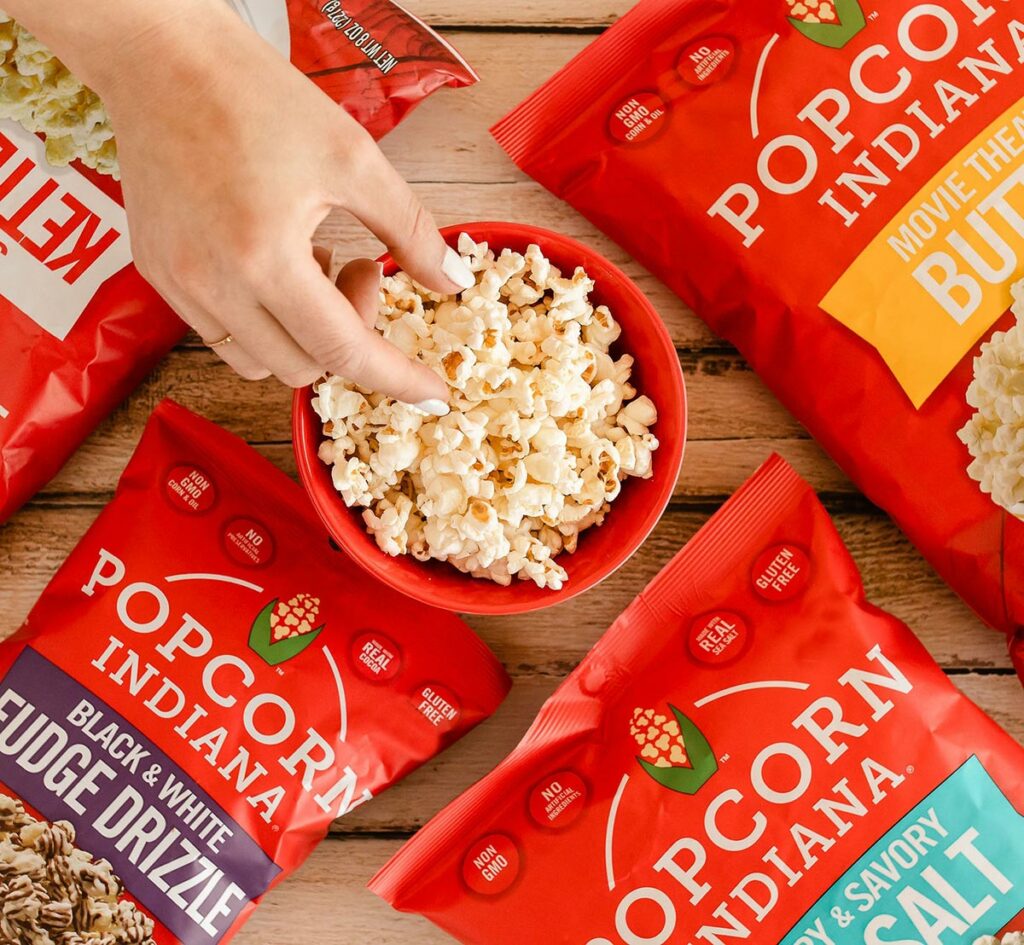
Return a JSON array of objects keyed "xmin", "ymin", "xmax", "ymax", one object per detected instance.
[{"xmin": 313, "ymin": 233, "xmax": 660, "ymax": 590}]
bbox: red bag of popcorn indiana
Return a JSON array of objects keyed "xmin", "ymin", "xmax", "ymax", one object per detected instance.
[
  {"xmin": 371, "ymin": 455, "xmax": 1024, "ymax": 945},
  {"xmin": 0, "ymin": 1, "xmax": 475, "ymax": 522},
  {"xmin": 491, "ymin": 1, "xmax": 1024, "ymax": 678},
  {"xmin": 0, "ymin": 399, "xmax": 509, "ymax": 944}
]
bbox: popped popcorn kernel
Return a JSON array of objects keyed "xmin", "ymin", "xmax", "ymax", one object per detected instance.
[
  {"xmin": 314, "ymin": 235, "xmax": 660, "ymax": 590},
  {"xmin": 958, "ymin": 278, "xmax": 1024, "ymax": 520}
]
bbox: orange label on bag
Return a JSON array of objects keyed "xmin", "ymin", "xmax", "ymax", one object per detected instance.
[{"xmin": 821, "ymin": 98, "xmax": 1024, "ymax": 407}]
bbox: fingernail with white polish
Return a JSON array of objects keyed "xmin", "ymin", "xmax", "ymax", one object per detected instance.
[
  {"xmin": 413, "ymin": 398, "xmax": 451, "ymax": 417},
  {"xmin": 442, "ymin": 247, "xmax": 475, "ymax": 291}
]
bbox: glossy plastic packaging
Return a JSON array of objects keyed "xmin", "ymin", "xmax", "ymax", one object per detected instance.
[{"xmin": 0, "ymin": 400, "xmax": 509, "ymax": 944}]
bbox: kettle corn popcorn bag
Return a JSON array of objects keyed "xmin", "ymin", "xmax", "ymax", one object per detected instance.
[
  {"xmin": 371, "ymin": 455, "xmax": 1024, "ymax": 945},
  {"xmin": 491, "ymin": 1, "xmax": 1024, "ymax": 676},
  {"xmin": 0, "ymin": 399, "xmax": 510, "ymax": 944},
  {"xmin": 0, "ymin": 1, "xmax": 476, "ymax": 525}
]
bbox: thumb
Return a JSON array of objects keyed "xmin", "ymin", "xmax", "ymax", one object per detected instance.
[{"xmin": 343, "ymin": 144, "xmax": 475, "ymax": 295}]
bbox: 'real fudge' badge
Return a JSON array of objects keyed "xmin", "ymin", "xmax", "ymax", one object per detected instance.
[{"xmin": 412, "ymin": 682, "xmax": 460, "ymax": 732}]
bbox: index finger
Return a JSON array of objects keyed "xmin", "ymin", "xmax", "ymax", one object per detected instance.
[{"xmin": 259, "ymin": 254, "xmax": 449, "ymax": 410}]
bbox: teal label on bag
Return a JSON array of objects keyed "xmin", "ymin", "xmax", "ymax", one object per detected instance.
[{"xmin": 780, "ymin": 756, "xmax": 1024, "ymax": 944}]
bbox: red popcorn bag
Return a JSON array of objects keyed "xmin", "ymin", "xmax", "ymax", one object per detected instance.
[
  {"xmin": 371, "ymin": 455, "xmax": 1024, "ymax": 945},
  {"xmin": 0, "ymin": 2, "xmax": 475, "ymax": 523},
  {"xmin": 0, "ymin": 399, "xmax": 509, "ymax": 944},
  {"xmin": 284, "ymin": 0, "xmax": 478, "ymax": 140},
  {"xmin": 491, "ymin": 1, "xmax": 1024, "ymax": 678}
]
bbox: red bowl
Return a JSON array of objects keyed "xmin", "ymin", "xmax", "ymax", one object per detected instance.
[{"xmin": 293, "ymin": 222, "xmax": 686, "ymax": 615}]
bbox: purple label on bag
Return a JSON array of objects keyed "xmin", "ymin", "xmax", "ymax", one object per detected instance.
[{"xmin": 0, "ymin": 647, "xmax": 280, "ymax": 944}]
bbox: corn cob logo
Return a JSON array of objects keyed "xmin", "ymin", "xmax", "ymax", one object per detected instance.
[
  {"xmin": 787, "ymin": 0, "xmax": 866, "ymax": 48},
  {"xmin": 249, "ymin": 593, "xmax": 325, "ymax": 666},
  {"xmin": 630, "ymin": 705, "xmax": 718, "ymax": 794}
]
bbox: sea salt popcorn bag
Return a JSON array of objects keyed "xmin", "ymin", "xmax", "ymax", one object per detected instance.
[
  {"xmin": 314, "ymin": 234, "xmax": 660, "ymax": 590},
  {"xmin": 370, "ymin": 457, "xmax": 1024, "ymax": 945}
]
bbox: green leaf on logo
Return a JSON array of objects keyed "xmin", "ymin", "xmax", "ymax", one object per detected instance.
[
  {"xmin": 638, "ymin": 705, "xmax": 718, "ymax": 795},
  {"xmin": 790, "ymin": 0, "xmax": 866, "ymax": 49},
  {"xmin": 249, "ymin": 599, "xmax": 324, "ymax": 666}
]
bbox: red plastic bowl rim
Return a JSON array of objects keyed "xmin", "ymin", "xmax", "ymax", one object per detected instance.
[{"xmin": 292, "ymin": 221, "xmax": 687, "ymax": 615}]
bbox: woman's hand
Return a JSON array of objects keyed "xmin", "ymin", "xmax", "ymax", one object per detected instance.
[{"xmin": 6, "ymin": 0, "xmax": 471, "ymax": 408}]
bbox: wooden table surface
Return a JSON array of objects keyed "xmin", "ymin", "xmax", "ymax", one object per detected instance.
[{"xmin": 3, "ymin": 3, "xmax": 1022, "ymax": 942}]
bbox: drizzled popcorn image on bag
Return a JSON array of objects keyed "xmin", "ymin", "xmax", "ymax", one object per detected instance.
[
  {"xmin": 314, "ymin": 233, "xmax": 660, "ymax": 590},
  {"xmin": 492, "ymin": 0, "xmax": 1024, "ymax": 678},
  {"xmin": 371, "ymin": 456, "xmax": 1024, "ymax": 945},
  {"xmin": 959, "ymin": 277, "xmax": 1024, "ymax": 518},
  {"xmin": 0, "ymin": 0, "xmax": 475, "ymax": 528},
  {"xmin": 0, "ymin": 797, "xmax": 156, "ymax": 944},
  {"xmin": 0, "ymin": 399, "xmax": 509, "ymax": 945}
]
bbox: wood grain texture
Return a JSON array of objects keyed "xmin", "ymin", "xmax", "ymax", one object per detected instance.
[
  {"xmin": 1, "ymin": 8, "xmax": 1021, "ymax": 945},
  {"xmin": 1, "ymin": 503, "xmax": 1009, "ymax": 675},
  {"xmin": 412, "ymin": 2, "xmax": 629, "ymax": 27}
]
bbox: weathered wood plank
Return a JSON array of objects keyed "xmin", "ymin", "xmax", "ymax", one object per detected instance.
[
  {"xmin": 415, "ymin": 2, "xmax": 628, "ymax": 27},
  {"xmin": 36, "ymin": 347, "xmax": 807, "ymax": 502},
  {"xmin": 379, "ymin": 34, "xmax": 590, "ymax": 184},
  {"xmin": 1, "ymin": 503, "xmax": 1008, "ymax": 675},
  {"xmin": 236, "ymin": 838, "xmax": 443, "ymax": 944}
]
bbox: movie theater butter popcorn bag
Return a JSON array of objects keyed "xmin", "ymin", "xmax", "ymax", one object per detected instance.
[
  {"xmin": 371, "ymin": 456, "xmax": 1024, "ymax": 945},
  {"xmin": 0, "ymin": 0, "xmax": 476, "ymax": 523},
  {"xmin": 492, "ymin": 0, "xmax": 1024, "ymax": 676},
  {"xmin": 0, "ymin": 400, "xmax": 509, "ymax": 944}
]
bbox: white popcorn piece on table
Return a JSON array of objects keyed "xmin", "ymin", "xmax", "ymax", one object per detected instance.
[
  {"xmin": 313, "ymin": 234, "xmax": 661, "ymax": 590},
  {"xmin": 0, "ymin": 13, "xmax": 119, "ymax": 178},
  {"xmin": 958, "ymin": 277, "xmax": 1024, "ymax": 519}
]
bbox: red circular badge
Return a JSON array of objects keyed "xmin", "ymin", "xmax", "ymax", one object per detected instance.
[
  {"xmin": 351, "ymin": 632, "xmax": 402, "ymax": 683},
  {"xmin": 607, "ymin": 91, "xmax": 670, "ymax": 145},
  {"xmin": 462, "ymin": 834, "xmax": 520, "ymax": 896},
  {"xmin": 752, "ymin": 544, "xmax": 811, "ymax": 602},
  {"xmin": 688, "ymin": 611, "xmax": 749, "ymax": 665},
  {"xmin": 412, "ymin": 682, "xmax": 460, "ymax": 733},
  {"xmin": 678, "ymin": 36, "xmax": 737, "ymax": 87},
  {"xmin": 164, "ymin": 465, "xmax": 215, "ymax": 514},
  {"xmin": 529, "ymin": 772, "xmax": 587, "ymax": 829},
  {"xmin": 222, "ymin": 517, "xmax": 274, "ymax": 568}
]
